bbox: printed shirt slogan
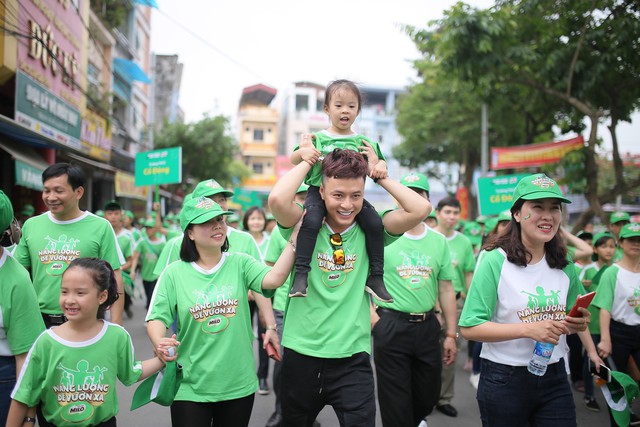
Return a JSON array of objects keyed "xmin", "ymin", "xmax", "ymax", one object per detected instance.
[
  {"xmin": 517, "ymin": 286, "xmax": 566, "ymax": 322},
  {"xmin": 396, "ymin": 250, "xmax": 433, "ymax": 290},
  {"xmin": 39, "ymin": 234, "xmax": 81, "ymax": 276},
  {"xmin": 54, "ymin": 360, "xmax": 109, "ymax": 423},
  {"xmin": 189, "ymin": 284, "xmax": 239, "ymax": 334}
]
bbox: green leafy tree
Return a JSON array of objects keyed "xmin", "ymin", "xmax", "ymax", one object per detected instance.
[
  {"xmin": 406, "ymin": 0, "xmax": 640, "ymax": 228},
  {"xmin": 154, "ymin": 115, "xmax": 250, "ymax": 194}
]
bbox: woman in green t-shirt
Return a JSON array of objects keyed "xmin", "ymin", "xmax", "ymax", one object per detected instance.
[{"xmin": 146, "ymin": 197, "xmax": 297, "ymax": 427}]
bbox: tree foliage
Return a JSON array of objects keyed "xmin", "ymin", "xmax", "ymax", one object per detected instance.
[
  {"xmin": 400, "ymin": 0, "xmax": 640, "ymax": 227},
  {"xmin": 153, "ymin": 115, "xmax": 250, "ymax": 193}
]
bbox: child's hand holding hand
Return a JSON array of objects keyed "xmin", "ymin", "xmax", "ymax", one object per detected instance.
[
  {"xmin": 298, "ymin": 134, "xmax": 320, "ymax": 166},
  {"xmin": 157, "ymin": 333, "xmax": 180, "ymax": 363}
]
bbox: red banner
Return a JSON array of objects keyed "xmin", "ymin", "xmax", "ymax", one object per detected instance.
[{"xmin": 491, "ymin": 136, "xmax": 584, "ymax": 170}]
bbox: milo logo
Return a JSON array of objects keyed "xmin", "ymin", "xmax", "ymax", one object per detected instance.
[
  {"xmin": 61, "ymin": 401, "xmax": 94, "ymax": 423},
  {"xmin": 47, "ymin": 262, "xmax": 67, "ymax": 276},
  {"xmin": 322, "ymin": 271, "xmax": 346, "ymax": 288},
  {"xmin": 200, "ymin": 315, "xmax": 229, "ymax": 334}
]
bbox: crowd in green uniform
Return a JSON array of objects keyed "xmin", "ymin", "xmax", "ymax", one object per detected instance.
[{"xmin": 1, "ymin": 79, "xmax": 639, "ymax": 427}]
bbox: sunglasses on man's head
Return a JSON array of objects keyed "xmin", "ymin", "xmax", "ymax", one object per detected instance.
[{"xmin": 330, "ymin": 233, "xmax": 345, "ymax": 265}]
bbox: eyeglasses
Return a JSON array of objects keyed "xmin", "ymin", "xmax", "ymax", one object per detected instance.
[{"xmin": 330, "ymin": 233, "xmax": 345, "ymax": 265}]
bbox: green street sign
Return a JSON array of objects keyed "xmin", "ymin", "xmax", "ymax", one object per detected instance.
[
  {"xmin": 476, "ymin": 173, "xmax": 528, "ymax": 216},
  {"xmin": 135, "ymin": 147, "xmax": 182, "ymax": 186}
]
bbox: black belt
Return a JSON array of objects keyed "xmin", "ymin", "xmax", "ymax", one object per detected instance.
[
  {"xmin": 377, "ymin": 307, "xmax": 434, "ymax": 323},
  {"xmin": 42, "ymin": 313, "xmax": 66, "ymax": 326}
]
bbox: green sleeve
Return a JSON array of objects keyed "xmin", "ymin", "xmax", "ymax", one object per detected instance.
[
  {"xmin": 241, "ymin": 255, "xmax": 274, "ymax": 298},
  {"xmin": 459, "ymin": 250, "xmax": 504, "ymax": 327},
  {"xmin": 264, "ymin": 228, "xmax": 286, "ymax": 264},
  {"xmin": 439, "ymin": 244, "xmax": 456, "ymax": 281},
  {"xmin": 591, "ymin": 265, "xmax": 618, "ymax": 312}
]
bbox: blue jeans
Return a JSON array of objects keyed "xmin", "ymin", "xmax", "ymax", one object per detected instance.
[
  {"xmin": 478, "ymin": 358, "xmax": 576, "ymax": 427},
  {"xmin": 0, "ymin": 356, "xmax": 16, "ymax": 427}
]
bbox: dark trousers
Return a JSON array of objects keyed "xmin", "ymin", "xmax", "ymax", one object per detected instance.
[
  {"xmin": 295, "ymin": 186, "xmax": 384, "ymax": 276},
  {"xmin": 478, "ymin": 358, "xmax": 576, "ymax": 427},
  {"xmin": 143, "ymin": 279, "xmax": 157, "ymax": 309},
  {"xmin": 281, "ymin": 349, "xmax": 375, "ymax": 427},
  {"xmin": 566, "ymin": 333, "xmax": 584, "ymax": 385},
  {"xmin": 249, "ymin": 300, "xmax": 269, "ymax": 381},
  {"xmin": 272, "ymin": 309, "xmax": 285, "ymax": 415},
  {"xmin": 37, "ymin": 411, "xmax": 116, "ymax": 427},
  {"xmin": 170, "ymin": 394, "xmax": 255, "ymax": 427},
  {"xmin": 0, "ymin": 356, "xmax": 15, "ymax": 426},
  {"xmin": 607, "ymin": 320, "xmax": 640, "ymax": 426},
  {"xmin": 373, "ymin": 311, "xmax": 442, "ymax": 427}
]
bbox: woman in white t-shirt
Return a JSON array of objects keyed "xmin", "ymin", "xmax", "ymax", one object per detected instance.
[{"xmin": 459, "ymin": 174, "xmax": 603, "ymax": 427}]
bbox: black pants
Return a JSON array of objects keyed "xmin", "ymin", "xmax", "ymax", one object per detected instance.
[
  {"xmin": 170, "ymin": 394, "xmax": 255, "ymax": 427},
  {"xmin": 295, "ymin": 186, "xmax": 384, "ymax": 276},
  {"xmin": 281, "ymin": 349, "xmax": 375, "ymax": 427},
  {"xmin": 143, "ymin": 279, "xmax": 157, "ymax": 309},
  {"xmin": 249, "ymin": 300, "xmax": 269, "ymax": 381},
  {"xmin": 37, "ymin": 411, "xmax": 116, "ymax": 427},
  {"xmin": 373, "ymin": 310, "xmax": 442, "ymax": 427}
]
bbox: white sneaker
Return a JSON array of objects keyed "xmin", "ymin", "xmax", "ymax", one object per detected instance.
[
  {"xmin": 469, "ymin": 373, "xmax": 480, "ymax": 390},
  {"xmin": 417, "ymin": 419, "xmax": 428, "ymax": 427}
]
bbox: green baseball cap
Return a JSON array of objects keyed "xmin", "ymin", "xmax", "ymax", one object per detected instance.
[
  {"xmin": 297, "ymin": 183, "xmax": 309, "ymax": 194},
  {"xmin": 266, "ymin": 213, "xmax": 275, "ymax": 221},
  {"xmin": 484, "ymin": 217, "xmax": 499, "ymax": 235},
  {"xmin": 512, "ymin": 174, "xmax": 571, "ymax": 206},
  {"xmin": 592, "ymin": 231, "xmax": 614, "ymax": 245},
  {"xmin": 0, "ymin": 191, "xmax": 14, "ymax": 231},
  {"xmin": 427, "ymin": 209, "xmax": 437, "ymax": 219},
  {"xmin": 475, "ymin": 215, "xmax": 488, "ymax": 225},
  {"xmin": 95, "ymin": 209, "xmax": 105, "ymax": 218},
  {"xmin": 497, "ymin": 209, "xmax": 512, "ymax": 222},
  {"xmin": 610, "ymin": 211, "xmax": 631, "ymax": 224},
  {"xmin": 179, "ymin": 197, "xmax": 233, "ymax": 232},
  {"xmin": 103, "ymin": 199, "xmax": 121, "ymax": 211},
  {"xmin": 20, "ymin": 204, "xmax": 35, "ymax": 216},
  {"xmin": 193, "ymin": 179, "xmax": 234, "ymax": 199},
  {"xmin": 619, "ymin": 223, "xmax": 640, "ymax": 239},
  {"xmin": 600, "ymin": 371, "xmax": 640, "ymax": 427},
  {"xmin": 124, "ymin": 210, "xmax": 134, "ymax": 220},
  {"xmin": 400, "ymin": 172, "xmax": 430, "ymax": 192},
  {"xmin": 463, "ymin": 221, "xmax": 482, "ymax": 246},
  {"xmin": 227, "ymin": 213, "xmax": 240, "ymax": 224}
]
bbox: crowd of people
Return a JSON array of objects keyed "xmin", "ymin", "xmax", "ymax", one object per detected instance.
[{"xmin": 0, "ymin": 79, "xmax": 638, "ymax": 427}]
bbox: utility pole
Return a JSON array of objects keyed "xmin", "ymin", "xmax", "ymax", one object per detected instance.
[{"xmin": 481, "ymin": 103, "xmax": 488, "ymax": 177}]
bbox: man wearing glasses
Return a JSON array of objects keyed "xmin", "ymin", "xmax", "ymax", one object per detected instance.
[{"xmin": 269, "ymin": 148, "xmax": 431, "ymax": 426}]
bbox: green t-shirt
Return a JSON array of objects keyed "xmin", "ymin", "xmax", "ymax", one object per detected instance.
[
  {"xmin": 444, "ymin": 231, "xmax": 476, "ymax": 294},
  {"xmin": 592, "ymin": 264, "xmax": 640, "ymax": 325},
  {"xmin": 14, "ymin": 212, "xmax": 124, "ymax": 314},
  {"xmin": 279, "ymin": 215, "xmax": 399, "ymax": 358},
  {"xmin": 146, "ymin": 254, "xmax": 272, "ymax": 402},
  {"xmin": 459, "ymin": 248, "xmax": 585, "ymax": 366},
  {"xmin": 296, "ymin": 131, "xmax": 385, "ymax": 187},
  {"xmin": 613, "ymin": 246, "xmax": 623, "ymax": 263},
  {"xmin": 0, "ymin": 250, "xmax": 45, "ymax": 355},
  {"xmin": 116, "ymin": 230, "xmax": 134, "ymax": 267},
  {"xmin": 264, "ymin": 227, "xmax": 290, "ymax": 311},
  {"xmin": 11, "ymin": 322, "xmax": 143, "ymax": 426},
  {"xmin": 578, "ymin": 261, "xmax": 609, "ymax": 334},
  {"xmin": 135, "ymin": 235, "xmax": 166, "ymax": 282},
  {"xmin": 376, "ymin": 224, "xmax": 455, "ymax": 313}
]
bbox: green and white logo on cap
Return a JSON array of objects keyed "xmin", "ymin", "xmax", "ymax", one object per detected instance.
[
  {"xmin": 193, "ymin": 179, "xmax": 234, "ymax": 199},
  {"xmin": 599, "ymin": 371, "xmax": 639, "ymax": 427},
  {"xmin": 611, "ymin": 211, "xmax": 631, "ymax": 224},
  {"xmin": 400, "ymin": 172, "xmax": 430, "ymax": 192}
]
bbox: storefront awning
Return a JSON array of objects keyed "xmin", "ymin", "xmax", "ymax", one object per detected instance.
[
  {"xmin": 0, "ymin": 140, "xmax": 50, "ymax": 191},
  {"xmin": 134, "ymin": 0, "xmax": 158, "ymax": 8},
  {"xmin": 66, "ymin": 152, "xmax": 118, "ymax": 172},
  {"xmin": 113, "ymin": 58, "xmax": 152, "ymax": 85}
]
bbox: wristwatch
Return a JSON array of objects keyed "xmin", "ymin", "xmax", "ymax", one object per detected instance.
[{"xmin": 446, "ymin": 332, "xmax": 459, "ymax": 340}]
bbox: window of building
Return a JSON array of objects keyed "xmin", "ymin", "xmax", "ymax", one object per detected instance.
[
  {"xmin": 252, "ymin": 163, "xmax": 263, "ymax": 174},
  {"xmin": 254, "ymin": 129, "xmax": 264, "ymax": 141},
  {"xmin": 295, "ymin": 95, "xmax": 309, "ymax": 111}
]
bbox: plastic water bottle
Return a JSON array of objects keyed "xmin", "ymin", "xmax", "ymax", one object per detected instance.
[{"xmin": 528, "ymin": 341, "xmax": 555, "ymax": 376}]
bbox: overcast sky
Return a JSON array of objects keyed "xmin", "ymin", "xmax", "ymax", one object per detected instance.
[{"xmin": 150, "ymin": 0, "xmax": 638, "ymax": 155}]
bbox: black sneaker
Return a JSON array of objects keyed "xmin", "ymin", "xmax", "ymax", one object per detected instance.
[
  {"xmin": 289, "ymin": 272, "xmax": 308, "ymax": 297},
  {"xmin": 584, "ymin": 397, "xmax": 600, "ymax": 412},
  {"xmin": 365, "ymin": 275, "xmax": 393, "ymax": 303}
]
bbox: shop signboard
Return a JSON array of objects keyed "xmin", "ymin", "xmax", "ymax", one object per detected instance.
[
  {"xmin": 15, "ymin": 160, "xmax": 43, "ymax": 191},
  {"xmin": 80, "ymin": 110, "xmax": 112, "ymax": 161}
]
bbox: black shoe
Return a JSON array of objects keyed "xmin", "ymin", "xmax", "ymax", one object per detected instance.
[
  {"xmin": 584, "ymin": 397, "xmax": 600, "ymax": 412},
  {"xmin": 630, "ymin": 412, "xmax": 640, "ymax": 426},
  {"xmin": 258, "ymin": 378, "xmax": 270, "ymax": 395},
  {"xmin": 436, "ymin": 404, "xmax": 458, "ymax": 417},
  {"xmin": 289, "ymin": 272, "xmax": 308, "ymax": 297},
  {"xmin": 365, "ymin": 275, "xmax": 393, "ymax": 303},
  {"xmin": 265, "ymin": 412, "xmax": 282, "ymax": 427}
]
